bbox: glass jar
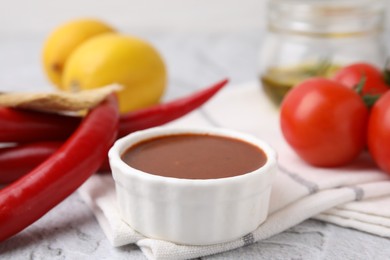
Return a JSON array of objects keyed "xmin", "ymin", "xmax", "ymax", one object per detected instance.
[{"xmin": 259, "ymin": 0, "xmax": 387, "ymax": 105}]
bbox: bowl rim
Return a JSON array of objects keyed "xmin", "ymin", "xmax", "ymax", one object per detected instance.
[{"xmin": 108, "ymin": 126, "xmax": 277, "ymax": 186}]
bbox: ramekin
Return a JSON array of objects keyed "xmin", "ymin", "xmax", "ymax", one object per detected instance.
[{"xmin": 108, "ymin": 126, "xmax": 277, "ymax": 245}]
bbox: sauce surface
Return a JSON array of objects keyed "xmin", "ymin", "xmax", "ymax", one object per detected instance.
[{"xmin": 121, "ymin": 134, "xmax": 267, "ymax": 179}]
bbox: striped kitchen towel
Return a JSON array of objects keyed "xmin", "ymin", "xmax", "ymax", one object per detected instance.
[{"xmin": 78, "ymin": 82, "xmax": 390, "ymax": 260}]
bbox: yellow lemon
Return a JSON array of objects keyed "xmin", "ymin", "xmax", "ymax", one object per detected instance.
[
  {"xmin": 62, "ymin": 33, "xmax": 167, "ymax": 114},
  {"xmin": 42, "ymin": 19, "xmax": 115, "ymax": 88}
]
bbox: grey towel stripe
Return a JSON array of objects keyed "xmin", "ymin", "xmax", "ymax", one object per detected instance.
[
  {"xmin": 278, "ymin": 164, "xmax": 319, "ymax": 194},
  {"xmin": 348, "ymin": 186, "xmax": 364, "ymax": 201},
  {"xmin": 198, "ymin": 108, "xmax": 220, "ymax": 127},
  {"xmin": 242, "ymin": 233, "xmax": 255, "ymax": 246}
]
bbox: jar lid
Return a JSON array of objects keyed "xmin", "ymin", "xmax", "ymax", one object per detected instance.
[{"xmin": 268, "ymin": 0, "xmax": 386, "ymax": 37}]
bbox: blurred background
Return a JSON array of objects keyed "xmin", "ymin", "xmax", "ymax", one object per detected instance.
[
  {"xmin": 0, "ymin": 0, "xmax": 389, "ymax": 96},
  {"xmin": 1, "ymin": 0, "xmax": 389, "ymax": 34},
  {"xmin": 0, "ymin": 0, "xmax": 268, "ymax": 34}
]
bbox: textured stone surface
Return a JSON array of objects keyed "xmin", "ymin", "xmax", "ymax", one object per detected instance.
[{"xmin": 1, "ymin": 32, "xmax": 390, "ymax": 259}]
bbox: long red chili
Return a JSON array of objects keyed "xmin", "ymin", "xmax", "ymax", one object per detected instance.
[
  {"xmin": 0, "ymin": 95, "xmax": 119, "ymax": 242},
  {"xmin": 118, "ymin": 78, "xmax": 228, "ymax": 137},
  {"xmin": 0, "ymin": 79, "xmax": 228, "ymax": 143},
  {"xmin": 0, "ymin": 142, "xmax": 62, "ymax": 184},
  {"xmin": 0, "ymin": 108, "xmax": 81, "ymax": 142},
  {"xmin": 0, "ymin": 142, "xmax": 111, "ymax": 184}
]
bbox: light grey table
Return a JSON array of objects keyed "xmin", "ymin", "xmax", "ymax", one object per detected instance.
[{"xmin": 1, "ymin": 32, "xmax": 390, "ymax": 260}]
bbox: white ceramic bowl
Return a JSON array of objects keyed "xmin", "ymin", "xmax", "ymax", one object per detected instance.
[{"xmin": 109, "ymin": 127, "xmax": 277, "ymax": 245}]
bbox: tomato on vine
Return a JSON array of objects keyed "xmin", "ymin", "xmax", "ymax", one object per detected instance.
[{"xmin": 333, "ymin": 62, "xmax": 389, "ymax": 96}]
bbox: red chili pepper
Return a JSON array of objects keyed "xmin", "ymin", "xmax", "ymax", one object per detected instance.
[
  {"xmin": 0, "ymin": 142, "xmax": 112, "ymax": 185},
  {"xmin": 0, "ymin": 79, "xmax": 228, "ymax": 143},
  {"xmin": 0, "ymin": 95, "xmax": 119, "ymax": 242},
  {"xmin": 118, "ymin": 78, "xmax": 228, "ymax": 136},
  {"xmin": 0, "ymin": 108, "xmax": 81, "ymax": 142},
  {"xmin": 0, "ymin": 142, "xmax": 62, "ymax": 184}
]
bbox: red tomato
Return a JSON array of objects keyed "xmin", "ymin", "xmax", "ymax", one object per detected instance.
[
  {"xmin": 280, "ymin": 78, "xmax": 369, "ymax": 167},
  {"xmin": 333, "ymin": 63, "xmax": 389, "ymax": 96},
  {"xmin": 368, "ymin": 91, "xmax": 390, "ymax": 174}
]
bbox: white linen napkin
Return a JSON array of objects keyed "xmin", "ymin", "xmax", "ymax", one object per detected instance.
[{"xmin": 78, "ymin": 82, "xmax": 390, "ymax": 260}]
